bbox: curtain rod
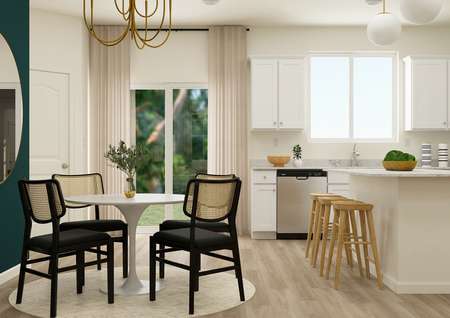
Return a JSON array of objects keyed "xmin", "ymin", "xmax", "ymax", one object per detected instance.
[{"xmin": 137, "ymin": 28, "xmax": 250, "ymax": 32}]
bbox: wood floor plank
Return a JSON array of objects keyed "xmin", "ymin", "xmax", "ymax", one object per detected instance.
[{"xmin": 1, "ymin": 236, "xmax": 450, "ymax": 318}]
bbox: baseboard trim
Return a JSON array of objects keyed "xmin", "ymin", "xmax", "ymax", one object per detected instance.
[
  {"xmin": 0, "ymin": 264, "xmax": 20, "ymax": 286},
  {"xmin": 351, "ymin": 250, "xmax": 450, "ymax": 294}
]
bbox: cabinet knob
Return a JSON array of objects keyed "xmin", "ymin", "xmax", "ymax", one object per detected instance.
[
  {"xmin": 263, "ymin": 176, "xmax": 267, "ymax": 179},
  {"xmin": 280, "ymin": 122, "xmax": 284, "ymax": 126},
  {"xmin": 273, "ymin": 121, "xmax": 277, "ymax": 126},
  {"xmin": 443, "ymin": 121, "xmax": 447, "ymax": 126}
]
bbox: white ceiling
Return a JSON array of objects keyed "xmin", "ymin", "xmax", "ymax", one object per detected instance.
[{"xmin": 30, "ymin": 0, "xmax": 450, "ymax": 27}]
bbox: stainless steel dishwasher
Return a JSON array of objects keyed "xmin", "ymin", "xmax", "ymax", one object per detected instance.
[{"xmin": 277, "ymin": 169, "xmax": 328, "ymax": 239}]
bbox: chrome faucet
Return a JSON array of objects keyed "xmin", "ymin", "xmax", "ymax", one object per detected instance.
[{"xmin": 351, "ymin": 143, "xmax": 360, "ymax": 167}]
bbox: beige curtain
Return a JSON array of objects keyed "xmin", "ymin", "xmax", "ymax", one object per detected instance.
[
  {"xmin": 208, "ymin": 26, "xmax": 249, "ymax": 235},
  {"xmin": 89, "ymin": 26, "xmax": 131, "ymax": 220}
]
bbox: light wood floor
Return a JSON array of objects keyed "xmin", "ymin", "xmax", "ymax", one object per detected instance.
[{"xmin": 2, "ymin": 236, "xmax": 450, "ymax": 318}]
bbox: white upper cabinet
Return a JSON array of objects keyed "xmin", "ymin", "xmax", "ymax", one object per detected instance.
[
  {"xmin": 251, "ymin": 59, "xmax": 278, "ymax": 129},
  {"xmin": 278, "ymin": 59, "xmax": 305, "ymax": 129},
  {"xmin": 251, "ymin": 57, "xmax": 305, "ymax": 130},
  {"xmin": 404, "ymin": 57, "xmax": 449, "ymax": 130}
]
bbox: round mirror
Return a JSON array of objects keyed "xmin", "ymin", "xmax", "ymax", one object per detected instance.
[{"xmin": 0, "ymin": 33, "xmax": 22, "ymax": 183}]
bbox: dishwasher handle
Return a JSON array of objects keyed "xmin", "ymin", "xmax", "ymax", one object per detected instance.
[{"xmin": 295, "ymin": 176, "xmax": 309, "ymax": 181}]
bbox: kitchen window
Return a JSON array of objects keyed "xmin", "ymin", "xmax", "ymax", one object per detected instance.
[
  {"xmin": 133, "ymin": 86, "xmax": 208, "ymax": 231},
  {"xmin": 308, "ymin": 53, "xmax": 397, "ymax": 142}
]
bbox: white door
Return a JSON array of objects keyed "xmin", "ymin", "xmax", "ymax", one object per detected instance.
[
  {"xmin": 30, "ymin": 70, "xmax": 70, "ymax": 235},
  {"xmin": 412, "ymin": 59, "xmax": 448, "ymax": 129},
  {"xmin": 251, "ymin": 59, "xmax": 278, "ymax": 129},
  {"xmin": 278, "ymin": 59, "xmax": 305, "ymax": 129}
]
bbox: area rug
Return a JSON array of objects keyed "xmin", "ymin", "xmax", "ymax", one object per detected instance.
[{"xmin": 9, "ymin": 266, "xmax": 255, "ymax": 317}]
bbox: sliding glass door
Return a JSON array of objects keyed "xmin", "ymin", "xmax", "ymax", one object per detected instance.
[{"xmin": 134, "ymin": 86, "xmax": 208, "ymax": 230}]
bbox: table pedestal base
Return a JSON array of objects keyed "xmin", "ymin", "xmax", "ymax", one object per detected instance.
[{"xmin": 100, "ymin": 279, "xmax": 163, "ymax": 296}]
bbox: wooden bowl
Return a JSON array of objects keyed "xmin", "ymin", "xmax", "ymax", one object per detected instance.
[
  {"xmin": 267, "ymin": 155, "xmax": 291, "ymax": 167},
  {"xmin": 383, "ymin": 161, "xmax": 417, "ymax": 171}
]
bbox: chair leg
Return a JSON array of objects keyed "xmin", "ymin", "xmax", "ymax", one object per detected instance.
[
  {"xmin": 107, "ymin": 241, "xmax": 114, "ymax": 304},
  {"xmin": 16, "ymin": 247, "xmax": 28, "ymax": 304},
  {"xmin": 349, "ymin": 210, "xmax": 364, "ymax": 278},
  {"xmin": 81, "ymin": 252, "xmax": 85, "ymax": 286},
  {"xmin": 194, "ymin": 253, "xmax": 201, "ymax": 292},
  {"xmin": 325, "ymin": 210, "xmax": 339, "ymax": 280},
  {"xmin": 305, "ymin": 200, "xmax": 316, "ymax": 258},
  {"xmin": 159, "ymin": 243, "xmax": 165, "ymax": 279},
  {"xmin": 319, "ymin": 205, "xmax": 331, "ymax": 277},
  {"xmin": 96, "ymin": 245, "xmax": 102, "ymax": 271},
  {"xmin": 232, "ymin": 245, "xmax": 245, "ymax": 301},
  {"xmin": 122, "ymin": 228, "xmax": 128, "ymax": 278},
  {"xmin": 334, "ymin": 211, "xmax": 347, "ymax": 289},
  {"xmin": 366, "ymin": 210, "xmax": 383, "ymax": 289},
  {"xmin": 50, "ymin": 254, "xmax": 59, "ymax": 318},
  {"xmin": 189, "ymin": 249, "xmax": 199, "ymax": 315},
  {"xmin": 359, "ymin": 211, "xmax": 371, "ymax": 279},
  {"xmin": 149, "ymin": 237, "xmax": 156, "ymax": 301},
  {"xmin": 76, "ymin": 251, "xmax": 83, "ymax": 294}
]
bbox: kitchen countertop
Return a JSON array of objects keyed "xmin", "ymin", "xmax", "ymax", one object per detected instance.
[{"xmin": 327, "ymin": 168, "xmax": 450, "ymax": 177}]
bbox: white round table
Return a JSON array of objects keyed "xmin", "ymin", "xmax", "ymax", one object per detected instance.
[{"xmin": 65, "ymin": 193, "xmax": 185, "ymax": 296}]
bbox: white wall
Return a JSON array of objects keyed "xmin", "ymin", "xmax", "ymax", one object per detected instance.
[
  {"xmin": 248, "ymin": 26, "xmax": 450, "ymax": 161},
  {"xmin": 130, "ymin": 31, "xmax": 208, "ymax": 86},
  {"xmin": 0, "ymin": 35, "xmax": 19, "ymax": 83},
  {"xmin": 30, "ymin": 9, "xmax": 89, "ymax": 174}
]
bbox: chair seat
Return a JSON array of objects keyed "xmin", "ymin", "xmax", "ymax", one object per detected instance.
[
  {"xmin": 28, "ymin": 229, "xmax": 110, "ymax": 252},
  {"xmin": 154, "ymin": 228, "xmax": 233, "ymax": 249},
  {"xmin": 160, "ymin": 220, "xmax": 229, "ymax": 232},
  {"xmin": 60, "ymin": 219, "xmax": 127, "ymax": 232}
]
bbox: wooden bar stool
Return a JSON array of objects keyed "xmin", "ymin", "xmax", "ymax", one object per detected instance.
[
  {"xmin": 325, "ymin": 200, "xmax": 383, "ymax": 289},
  {"xmin": 305, "ymin": 193, "xmax": 342, "ymax": 260},
  {"xmin": 315, "ymin": 196, "xmax": 353, "ymax": 276}
]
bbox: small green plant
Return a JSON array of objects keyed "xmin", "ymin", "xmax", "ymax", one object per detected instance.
[
  {"xmin": 105, "ymin": 140, "xmax": 148, "ymax": 178},
  {"xmin": 384, "ymin": 150, "xmax": 416, "ymax": 162},
  {"xmin": 292, "ymin": 144, "xmax": 302, "ymax": 160}
]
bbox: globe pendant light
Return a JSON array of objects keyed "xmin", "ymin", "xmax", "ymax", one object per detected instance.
[
  {"xmin": 400, "ymin": 0, "xmax": 444, "ymax": 24},
  {"xmin": 367, "ymin": 0, "xmax": 402, "ymax": 46}
]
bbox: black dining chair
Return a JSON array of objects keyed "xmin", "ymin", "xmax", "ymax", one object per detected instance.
[
  {"xmin": 52, "ymin": 173, "xmax": 128, "ymax": 278},
  {"xmin": 157, "ymin": 173, "xmax": 234, "ymax": 279},
  {"xmin": 16, "ymin": 179, "xmax": 114, "ymax": 318},
  {"xmin": 149, "ymin": 176, "xmax": 245, "ymax": 315}
]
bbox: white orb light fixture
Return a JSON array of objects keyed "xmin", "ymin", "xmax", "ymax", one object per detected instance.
[
  {"xmin": 400, "ymin": 0, "xmax": 444, "ymax": 24},
  {"xmin": 367, "ymin": 0, "xmax": 402, "ymax": 46}
]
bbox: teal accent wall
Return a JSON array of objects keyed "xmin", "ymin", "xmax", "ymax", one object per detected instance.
[{"xmin": 0, "ymin": 0, "xmax": 29, "ymax": 273}]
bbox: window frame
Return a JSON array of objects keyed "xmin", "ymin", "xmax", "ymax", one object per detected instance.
[
  {"xmin": 131, "ymin": 82, "xmax": 208, "ymax": 233},
  {"xmin": 306, "ymin": 52, "xmax": 398, "ymax": 143}
]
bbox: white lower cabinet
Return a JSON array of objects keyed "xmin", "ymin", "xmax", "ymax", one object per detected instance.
[{"xmin": 251, "ymin": 170, "xmax": 277, "ymax": 239}]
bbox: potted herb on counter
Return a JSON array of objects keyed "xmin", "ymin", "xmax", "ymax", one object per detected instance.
[{"xmin": 292, "ymin": 144, "xmax": 303, "ymax": 167}]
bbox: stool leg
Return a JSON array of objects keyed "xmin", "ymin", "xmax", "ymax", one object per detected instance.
[
  {"xmin": 334, "ymin": 210, "xmax": 347, "ymax": 289},
  {"xmin": 366, "ymin": 209, "xmax": 383, "ymax": 289},
  {"xmin": 305, "ymin": 200, "xmax": 316, "ymax": 258},
  {"xmin": 359, "ymin": 210, "xmax": 371, "ymax": 279},
  {"xmin": 344, "ymin": 214, "xmax": 353, "ymax": 268},
  {"xmin": 349, "ymin": 210, "xmax": 364, "ymax": 278},
  {"xmin": 325, "ymin": 209, "xmax": 339, "ymax": 280},
  {"xmin": 311, "ymin": 203, "xmax": 324, "ymax": 267},
  {"xmin": 319, "ymin": 204, "xmax": 331, "ymax": 276}
]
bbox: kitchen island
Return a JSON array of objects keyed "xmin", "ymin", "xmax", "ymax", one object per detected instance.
[{"xmin": 328, "ymin": 168, "xmax": 450, "ymax": 294}]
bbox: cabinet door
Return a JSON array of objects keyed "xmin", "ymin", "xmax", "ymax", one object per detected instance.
[
  {"xmin": 251, "ymin": 184, "xmax": 276, "ymax": 231},
  {"xmin": 251, "ymin": 59, "xmax": 278, "ymax": 129},
  {"xmin": 278, "ymin": 59, "xmax": 305, "ymax": 129},
  {"xmin": 412, "ymin": 59, "xmax": 448, "ymax": 129}
]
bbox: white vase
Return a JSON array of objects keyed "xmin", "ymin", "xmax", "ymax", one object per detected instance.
[{"xmin": 293, "ymin": 158, "xmax": 303, "ymax": 167}]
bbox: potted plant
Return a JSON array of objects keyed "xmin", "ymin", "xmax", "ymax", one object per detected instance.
[
  {"xmin": 292, "ymin": 144, "xmax": 303, "ymax": 167},
  {"xmin": 105, "ymin": 141, "xmax": 148, "ymax": 198}
]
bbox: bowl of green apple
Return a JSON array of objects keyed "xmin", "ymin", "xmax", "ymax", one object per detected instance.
[{"xmin": 383, "ymin": 150, "xmax": 417, "ymax": 171}]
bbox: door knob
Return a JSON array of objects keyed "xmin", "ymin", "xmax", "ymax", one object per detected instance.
[{"xmin": 62, "ymin": 163, "xmax": 69, "ymax": 169}]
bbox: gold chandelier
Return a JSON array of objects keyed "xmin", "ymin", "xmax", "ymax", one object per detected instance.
[{"xmin": 83, "ymin": 0, "xmax": 173, "ymax": 49}]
